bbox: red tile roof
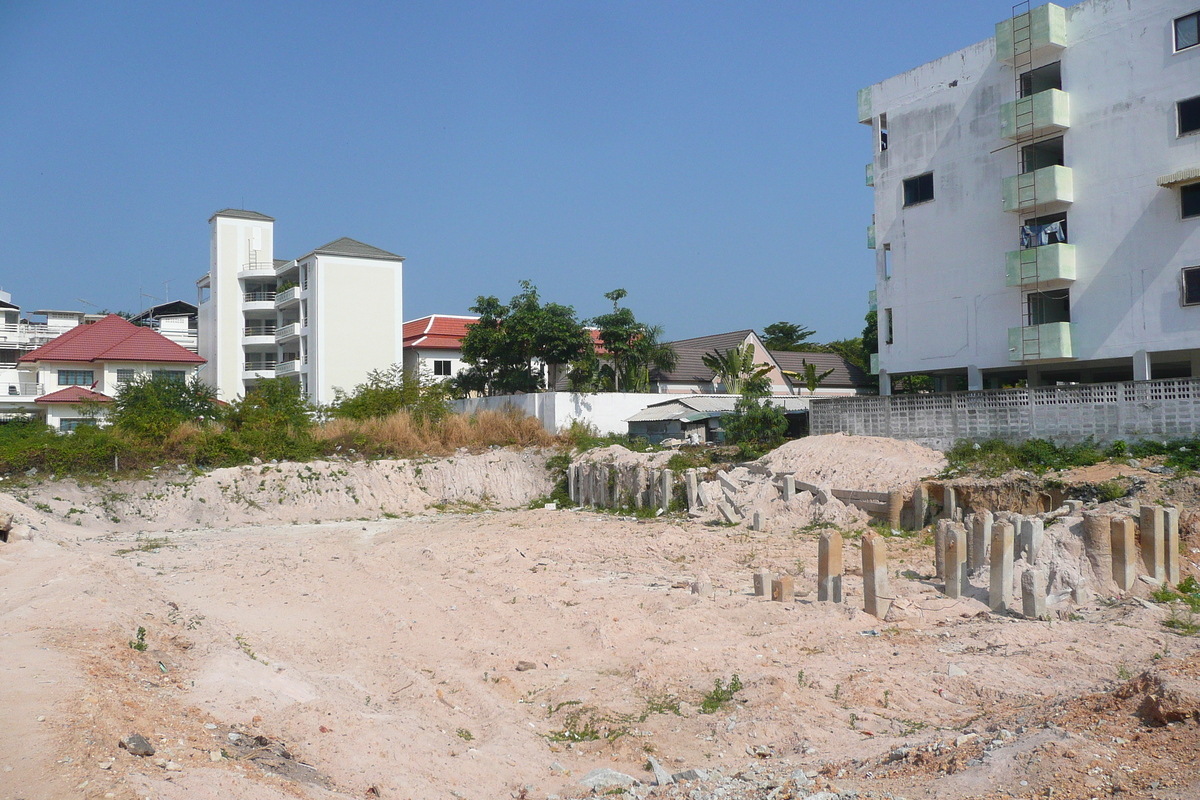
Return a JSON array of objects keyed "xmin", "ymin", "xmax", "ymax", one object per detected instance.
[
  {"xmin": 403, "ymin": 315, "xmax": 479, "ymax": 351},
  {"xmin": 35, "ymin": 386, "xmax": 112, "ymax": 404},
  {"xmin": 19, "ymin": 314, "xmax": 206, "ymax": 365}
]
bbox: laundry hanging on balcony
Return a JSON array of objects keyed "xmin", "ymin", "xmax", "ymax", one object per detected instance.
[{"xmin": 1021, "ymin": 221, "xmax": 1066, "ymax": 248}]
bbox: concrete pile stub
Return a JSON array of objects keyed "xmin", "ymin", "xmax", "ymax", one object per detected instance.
[
  {"xmin": 660, "ymin": 469, "xmax": 674, "ymax": 513},
  {"xmin": 751, "ymin": 510, "xmax": 764, "ymax": 532},
  {"xmin": 771, "ymin": 575, "xmax": 794, "ymax": 603},
  {"xmin": 1110, "ymin": 516, "xmax": 1137, "ymax": 592},
  {"xmin": 944, "ymin": 524, "xmax": 968, "ymax": 599},
  {"xmin": 970, "ymin": 510, "xmax": 992, "ymax": 570},
  {"xmin": 912, "ymin": 484, "xmax": 929, "ymax": 530},
  {"xmin": 717, "ymin": 503, "xmax": 739, "ymax": 524},
  {"xmin": 691, "ymin": 572, "xmax": 713, "ymax": 597},
  {"xmin": 1021, "ymin": 570, "xmax": 1047, "ymax": 619},
  {"xmin": 817, "ymin": 530, "xmax": 843, "ymax": 603},
  {"xmin": 568, "ymin": 464, "xmax": 578, "ymax": 503},
  {"xmin": 1064, "ymin": 499, "xmax": 1083, "ymax": 515},
  {"xmin": 862, "ymin": 532, "xmax": 891, "ymax": 619},
  {"xmin": 782, "ymin": 475, "xmax": 796, "ymax": 502},
  {"xmin": 1019, "ymin": 516, "xmax": 1045, "ymax": 563},
  {"xmin": 685, "ymin": 471, "xmax": 699, "ymax": 510},
  {"xmin": 934, "ymin": 519, "xmax": 951, "ymax": 579},
  {"xmin": 989, "ymin": 521, "xmax": 1015, "ymax": 614},
  {"xmin": 1082, "ymin": 511, "xmax": 1114, "ymax": 592},
  {"xmin": 1139, "ymin": 505, "xmax": 1166, "ymax": 583},
  {"xmin": 943, "ymin": 485, "xmax": 958, "ymax": 521},
  {"xmin": 753, "ymin": 568, "xmax": 773, "ymax": 598},
  {"xmin": 1164, "ymin": 506, "xmax": 1181, "ymax": 586},
  {"xmin": 887, "ymin": 489, "xmax": 904, "ymax": 529}
]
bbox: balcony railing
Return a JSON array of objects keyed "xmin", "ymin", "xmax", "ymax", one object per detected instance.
[
  {"xmin": 0, "ymin": 323, "xmax": 63, "ymax": 348},
  {"xmin": 243, "ymin": 361, "xmax": 278, "ymax": 374},
  {"xmin": 1005, "ymin": 243, "xmax": 1076, "ymax": 287},
  {"xmin": 275, "ymin": 323, "xmax": 300, "ymax": 342},
  {"xmin": 244, "ymin": 325, "xmax": 277, "ymax": 338},
  {"xmin": 1003, "ymin": 165, "xmax": 1073, "ymax": 212},
  {"xmin": 275, "ymin": 360, "xmax": 301, "ymax": 376},
  {"xmin": 1000, "ymin": 89, "xmax": 1070, "ymax": 140},
  {"xmin": 274, "ymin": 286, "xmax": 301, "ymax": 307},
  {"xmin": 0, "ymin": 383, "xmax": 44, "ymax": 398},
  {"xmin": 1008, "ymin": 321, "xmax": 1075, "ymax": 362},
  {"xmin": 995, "ymin": 4, "xmax": 1067, "ymax": 65},
  {"xmin": 240, "ymin": 260, "xmax": 275, "ymax": 272},
  {"xmin": 243, "ymin": 291, "xmax": 277, "ymax": 303}
]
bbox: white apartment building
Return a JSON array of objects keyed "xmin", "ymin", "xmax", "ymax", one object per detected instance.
[
  {"xmin": 860, "ymin": 1, "xmax": 1200, "ymax": 394},
  {"xmin": 197, "ymin": 210, "xmax": 405, "ymax": 405}
]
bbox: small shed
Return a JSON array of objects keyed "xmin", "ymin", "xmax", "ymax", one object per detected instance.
[{"xmin": 625, "ymin": 396, "xmax": 810, "ymax": 444}]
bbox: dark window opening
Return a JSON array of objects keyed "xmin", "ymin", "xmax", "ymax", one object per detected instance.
[
  {"xmin": 1184, "ymin": 183, "xmax": 1200, "ymax": 219},
  {"xmin": 1027, "ymin": 289, "xmax": 1070, "ymax": 325},
  {"xmin": 152, "ymin": 370, "xmax": 186, "ymax": 382},
  {"xmin": 883, "ymin": 243, "xmax": 892, "ymax": 279},
  {"xmin": 1183, "ymin": 266, "xmax": 1200, "ymax": 306},
  {"xmin": 883, "ymin": 308, "xmax": 894, "ymax": 345},
  {"xmin": 1022, "ymin": 212, "xmax": 1068, "ymax": 247},
  {"xmin": 58, "ymin": 369, "xmax": 95, "ymax": 386},
  {"xmin": 1176, "ymin": 11, "xmax": 1199, "ymax": 51},
  {"xmin": 1021, "ymin": 136, "xmax": 1064, "ymax": 173},
  {"xmin": 878, "ymin": 113, "xmax": 888, "ymax": 152},
  {"xmin": 1019, "ymin": 62, "xmax": 1062, "ymax": 97},
  {"xmin": 433, "ymin": 359, "xmax": 452, "ymax": 376},
  {"xmin": 903, "ymin": 173, "xmax": 934, "ymax": 206},
  {"xmin": 1180, "ymin": 96, "xmax": 1200, "ymax": 136}
]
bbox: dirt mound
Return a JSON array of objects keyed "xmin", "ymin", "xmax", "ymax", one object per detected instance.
[{"xmin": 757, "ymin": 433, "xmax": 947, "ymax": 494}]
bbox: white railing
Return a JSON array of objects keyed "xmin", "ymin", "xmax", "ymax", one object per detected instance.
[
  {"xmin": 243, "ymin": 361, "xmax": 278, "ymax": 375},
  {"xmin": 275, "ymin": 323, "xmax": 300, "ymax": 341},
  {"xmin": 239, "ymin": 260, "xmax": 275, "ymax": 273},
  {"xmin": 0, "ymin": 323, "xmax": 63, "ymax": 348},
  {"xmin": 275, "ymin": 360, "xmax": 301, "ymax": 375},
  {"xmin": 243, "ymin": 325, "xmax": 277, "ymax": 338},
  {"xmin": 275, "ymin": 286, "xmax": 300, "ymax": 306},
  {"xmin": 0, "ymin": 383, "xmax": 44, "ymax": 398},
  {"xmin": 243, "ymin": 291, "xmax": 277, "ymax": 303}
]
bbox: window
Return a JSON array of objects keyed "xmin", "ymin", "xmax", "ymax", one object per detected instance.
[
  {"xmin": 1176, "ymin": 11, "xmax": 1199, "ymax": 51},
  {"xmin": 152, "ymin": 370, "xmax": 186, "ymax": 382},
  {"xmin": 1184, "ymin": 183, "xmax": 1200, "ymax": 219},
  {"xmin": 1019, "ymin": 62, "xmax": 1062, "ymax": 97},
  {"xmin": 1022, "ymin": 212, "xmax": 1068, "ymax": 247},
  {"xmin": 902, "ymin": 173, "xmax": 934, "ymax": 206},
  {"xmin": 433, "ymin": 359, "xmax": 453, "ymax": 376},
  {"xmin": 58, "ymin": 369, "xmax": 94, "ymax": 386},
  {"xmin": 882, "ymin": 308, "xmax": 894, "ymax": 345},
  {"xmin": 1182, "ymin": 266, "xmax": 1200, "ymax": 306},
  {"xmin": 1027, "ymin": 289, "xmax": 1070, "ymax": 325},
  {"xmin": 59, "ymin": 418, "xmax": 92, "ymax": 433},
  {"xmin": 1021, "ymin": 136, "xmax": 1064, "ymax": 173},
  {"xmin": 882, "ymin": 243, "xmax": 892, "ymax": 280},
  {"xmin": 1179, "ymin": 95, "xmax": 1200, "ymax": 136},
  {"xmin": 878, "ymin": 113, "xmax": 889, "ymax": 152},
  {"xmin": 116, "ymin": 369, "xmax": 136, "ymax": 384}
]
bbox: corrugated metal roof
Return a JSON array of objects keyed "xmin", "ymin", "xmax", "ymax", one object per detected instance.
[{"xmin": 1157, "ymin": 167, "xmax": 1200, "ymax": 187}]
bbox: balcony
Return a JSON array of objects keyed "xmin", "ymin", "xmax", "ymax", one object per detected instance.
[
  {"xmin": 995, "ymin": 4, "xmax": 1067, "ymax": 65},
  {"xmin": 237, "ymin": 260, "xmax": 277, "ymax": 280},
  {"xmin": 0, "ymin": 382, "xmax": 44, "ymax": 399},
  {"xmin": 1000, "ymin": 89, "xmax": 1070, "ymax": 140},
  {"xmin": 274, "ymin": 286, "xmax": 300, "ymax": 308},
  {"xmin": 242, "ymin": 361, "xmax": 278, "ymax": 380},
  {"xmin": 867, "ymin": 224, "xmax": 876, "ymax": 249},
  {"xmin": 1003, "ymin": 165, "xmax": 1073, "ymax": 212},
  {"xmin": 242, "ymin": 290, "xmax": 277, "ymax": 311},
  {"xmin": 865, "ymin": 163, "xmax": 874, "ymax": 187},
  {"xmin": 869, "ymin": 353, "xmax": 880, "ymax": 375},
  {"xmin": 275, "ymin": 360, "xmax": 301, "ymax": 376},
  {"xmin": 1005, "ymin": 243, "xmax": 1076, "ymax": 287},
  {"xmin": 275, "ymin": 323, "xmax": 301, "ymax": 343},
  {"xmin": 1008, "ymin": 321, "xmax": 1075, "ymax": 362},
  {"xmin": 243, "ymin": 324, "xmax": 277, "ymax": 345},
  {"xmin": 868, "ymin": 289, "xmax": 877, "ymax": 312}
]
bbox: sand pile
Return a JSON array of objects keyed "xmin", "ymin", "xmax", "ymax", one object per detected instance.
[
  {"xmin": 22, "ymin": 449, "xmax": 553, "ymax": 531},
  {"xmin": 757, "ymin": 432, "xmax": 947, "ymax": 493},
  {"xmin": 574, "ymin": 444, "xmax": 675, "ymax": 469},
  {"xmin": 697, "ymin": 466, "xmax": 868, "ymax": 531}
]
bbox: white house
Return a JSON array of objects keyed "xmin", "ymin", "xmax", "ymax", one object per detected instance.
[
  {"xmin": 861, "ymin": 1, "xmax": 1200, "ymax": 394},
  {"xmin": 402, "ymin": 314, "xmax": 478, "ymax": 381},
  {"xmin": 17, "ymin": 314, "xmax": 206, "ymax": 431},
  {"xmin": 197, "ymin": 209, "xmax": 405, "ymax": 405}
]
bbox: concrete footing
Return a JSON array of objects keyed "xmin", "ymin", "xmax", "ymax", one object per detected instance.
[
  {"xmin": 970, "ymin": 510, "xmax": 992, "ymax": 571},
  {"xmin": 753, "ymin": 568, "xmax": 772, "ymax": 598},
  {"xmin": 771, "ymin": 576, "xmax": 793, "ymax": 603},
  {"xmin": 1165, "ymin": 506, "xmax": 1181, "ymax": 586},
  {"xmin": 817, "ymin": 530, "xmax": 843, "ymax": 603},
  {"xmin": 1021, "ymin": 570, "xmax": 1046, "ymax": 619},
  {"xmin": 1110, "ymin": 516, "xmax": 1137, "ymax": 592},
  {"xmin": 989, "ymin": 521, "xmax": 1015, "ymax": 613},
  {"xmin": 945, "ymin": 524, "xmax": 968, "ymax": 599},
  {"xmin": 862, "ymin": 532, "xmax": 891, "ymax": 619},
  {"xmin": 1140, "ymin": 505, "xmax": 1166, "ymax": 583}
]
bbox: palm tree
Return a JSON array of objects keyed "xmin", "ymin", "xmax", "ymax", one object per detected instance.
[
  {"xmin": 702, "ymin": 344, "xmax": 772, "ymax": 394},
  {"xmin": 800, "ymin": 359, "xmax": 835, "ymax": 395},
  {"xmin": 622, "ymin": 325, "xmax": 677, "ymax": 392}
]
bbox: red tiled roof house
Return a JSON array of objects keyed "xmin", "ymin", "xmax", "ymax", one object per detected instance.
[
  {"xmin": 401, "ymin": 315, "xmax": 479, "ymax": 380},
  {"xmin": 18, "ymin": 314, "xmax": 206, "ymax": 431}
]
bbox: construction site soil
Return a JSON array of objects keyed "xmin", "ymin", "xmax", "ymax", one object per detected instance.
[{"xmin": 1, "ymin": 438, "xmax": 1198, "ymax": 800}]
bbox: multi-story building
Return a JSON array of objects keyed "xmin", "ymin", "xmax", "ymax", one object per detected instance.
[
  {"xmin": 860, "ymin": 1, "xmax": 1200, "ymax": 395},
  {"xmin": 197, "ymin": 210, "xmax": 405, "ymax": 404}
]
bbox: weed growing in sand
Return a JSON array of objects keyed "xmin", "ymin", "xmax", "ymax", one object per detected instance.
[
  {"xmin": 699, "ymin": 674, "xmax": 743, "ymax": 714},
  {"xmin": 797, "ymin": 670, "xmax": 807, "ymax": 688},
  {"xmin": 849, "ymin": 712, "xmax": 858, "ymax": 729},
  {"xmin": 1096, "ymin": 480, "xmax": 1127, "ymax": 503},
  {"xmin": 235, "ymin": 634, "xmax": 264, "ymax": 663},
  {"xmin": 129, "ymin": 626, "xmax": 148, "ymax": 651},
  {"xmin": 1163, "ymin": 607, "xmax": 1200, "ymax": 636},
  {"xmin": 833, "ymin": 683, "xmax": 841, "ymax": 701},
  {"xmin": 456, "ymin": 728, "xmax": 474, "ymax": 742},
  {"xmin": 1116, "ymin": 664, "xmax": 1132, "ymax": 681},
  {"xmin": 882, "ymin": 689, "xmax": 891, "ymax": 708},
  {"xmin": 34, "ymin": 502, "xmax": 51, "ymax": 513}
]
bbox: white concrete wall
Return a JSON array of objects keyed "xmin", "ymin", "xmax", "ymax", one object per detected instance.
[
  {"xmin": 451, "ymin": 392, "xmax": 670, "ymax": 435},
  {"xmin": 865, "ymin": 0, "xmax": 1200, "ymax": 381},
  {"xmin": 309, "ymin": 254, "xmax": 403, "ymax": 406},
  {"xmin": 403, "ymin": 347, "xmax": 467, "ymax": 381}
]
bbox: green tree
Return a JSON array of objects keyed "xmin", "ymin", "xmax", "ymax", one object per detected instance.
[
  {"xmin": 110, "ymin": 374, "xmax": 219, "ymax": 439},
  {"xmin": 701, "ymin": 344, "xmax": 772, "ymax": 394},
  {"xmin": 862, "ymin": 309, "xmax": 878, "ymax": 359},
  {"xmin": 331, "ymin": 364, "xmax": 449, "ymax": 422},
  {"xmin": 761, "ymin": 322, "xmax": 817, "ymax": 351},
  {"xmin": 459, "ymin": 282, "xmax": 591, "ymax": 396},
  {"xmin": 721, "ymin": 372, "xmax": 787, "ymax": 457},
  {"xmin": 799, "ymin": 359, "xmax": 835, "ymax": 395},
  {"xmin": 224, "ymin": 377, "xmax": 315, "ymax": 460},
  {"xmin": 588, "ymin": 289, "xmax": 678, "ymax": 393}
]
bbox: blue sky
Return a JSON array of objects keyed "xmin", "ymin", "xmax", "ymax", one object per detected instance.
[{"xmin": 1, "ymin": 1, "xmax": 1011, "ymax": 342}]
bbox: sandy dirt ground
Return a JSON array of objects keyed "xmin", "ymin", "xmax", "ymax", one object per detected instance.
[{"xmin": 2, "ymin": 443, "xmax": 1199, "ymax": 800}]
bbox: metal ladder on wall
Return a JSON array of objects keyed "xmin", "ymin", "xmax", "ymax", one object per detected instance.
[{"xmin": 1012, "ymin": 1, "xmax": 1042, "ymax": 362}]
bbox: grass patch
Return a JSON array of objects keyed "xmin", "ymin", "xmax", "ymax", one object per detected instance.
[
  {"xmin": 699, "ymin": 674, "xmax": 743, "ymax": 714},
  {"xmin": 114, "ymin": 537, "xmax": 173, "ymax": 556}
]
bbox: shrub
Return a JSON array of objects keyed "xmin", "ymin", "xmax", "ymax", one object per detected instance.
[
  {"xmin": 111, "ymin": 374, "xmax": 219, "ymax": 439},
  {"xmin": 330, "ymin": 365, "xmax": 449, "ymax": 422}
]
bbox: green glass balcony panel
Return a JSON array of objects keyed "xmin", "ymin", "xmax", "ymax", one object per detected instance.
[
  {"xmin": 868, "ymin": 289, "xmax": 877, "ymax": 311},
  {"xmin": 1000, "ymin": 89, "xmax": 1070, "ymax": 140},
  {"xmin": 1003, "ymin": 165, "xmax": 1073, "ymax": 212},
  {"xmin": 996, "ymin": 4, "xmax": 1067, "ymax": 65},
  {"xmin": 1004, "ymin": 243, "xmax": 1076, "ymax": 286},
  {"xmin": 1007, "ymin": 321, "xmax": 1075, "ymax": 362},
  {"xmin": 869, "ymin": 353, "xmax": 879, "ymax": 375},
  {"xmin": 867, "ymin": 224, "xmax": 876, "ymax": 250},
  {"xmin": 865, "ymin": 162, "xmax": 875, "ymax": 187},
  {"xmin": 857, "ymin": 87, "xmax": 873, "ymax": 124}
]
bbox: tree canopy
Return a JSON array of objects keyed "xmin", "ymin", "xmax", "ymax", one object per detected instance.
[
  {"xmin": 579, "ymin": 289, "xmax": 678, "ymax": 393},
  {"xmin": 761, "ymin": 322, "xmax": 817, "ymax": 351}
]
